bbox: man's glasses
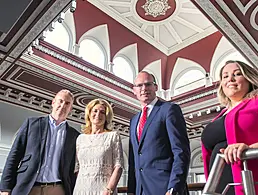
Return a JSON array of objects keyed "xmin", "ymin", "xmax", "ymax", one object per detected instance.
[{"xmin": 134, "ymin": 82, "xmax": 156, "ymax": 88}]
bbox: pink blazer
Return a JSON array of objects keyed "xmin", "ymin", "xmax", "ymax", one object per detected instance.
[{"xmin": 202, "ymin": 97, "xmax": 258, "ymax": 195}]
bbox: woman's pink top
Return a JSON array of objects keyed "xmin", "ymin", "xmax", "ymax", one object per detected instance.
[{"xmin": 202, "ymin": 97, "xmax": 258, "ymax": 195}]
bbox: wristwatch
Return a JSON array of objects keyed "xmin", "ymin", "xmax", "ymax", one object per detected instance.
[{"xmin": 168, "ymin": 188, "xmax": 178, "ymax": 195}]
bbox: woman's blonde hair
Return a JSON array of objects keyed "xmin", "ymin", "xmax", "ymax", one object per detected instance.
[
  {"xmin": 217, "ymin": 60, "xmax": 258, "ymax": 106},
  {"xmin": 82, "ymin": 98, "xmax": 114, "ymax": 134}
]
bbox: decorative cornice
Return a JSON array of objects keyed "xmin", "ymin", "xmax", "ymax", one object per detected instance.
[
  {"xmin": 176, "ymin": 89, "xmax": 217, "ymax": 105},
  {"xmin": 0, "ymin": 81, "xmax": 203, "ymax": 139},
  {"xmin": 0, "ymin": 61, "xmax": 12, "ymax": 76},
  {"xmin": 181, "ymin": 98, "xmax": 219, "ymax": 114},
  {"xmin": 34, "ymin": 44, "xmax": 133, "ymax": 92},
  {"xmin": 9, "ymin": 0, "xmax": 72, "ymax": 59},
  {"xmin": 216, "ymin": 0, "xmax": 258, "ymax": 51},
  {"xmin": 194, "ymin": 0, "xmax": 258, "ymax": 66},
  {"xmin": 17, "ymin": 57, "xmax": 140, "ymax": 111},
  {"xmin": 0, "ymin": 86, "xmax": 130, "ymax": 136}
]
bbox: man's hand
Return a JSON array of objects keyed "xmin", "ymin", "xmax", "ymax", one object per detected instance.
[{"xmin": 165, "ymin": 192, "xmax": 171, "ymax": 195}]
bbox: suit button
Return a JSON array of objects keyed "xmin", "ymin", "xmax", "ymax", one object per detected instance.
[
  {"xmin": 140, "ymin": 168, "xmax": 143, "ymax": 172},
  {"xmin": 138, "ymin": 152, "xmax": 142, "ymax": 156}
]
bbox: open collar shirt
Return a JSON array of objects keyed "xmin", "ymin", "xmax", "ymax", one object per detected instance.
[{"xmin": 36, "ymin": 115, "xmax": 67, "ymax": 183}]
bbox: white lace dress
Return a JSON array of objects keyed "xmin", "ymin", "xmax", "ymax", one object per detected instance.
[{"xmin": 73, "ymin": 131, "xmax": 124, "ymax": 195}]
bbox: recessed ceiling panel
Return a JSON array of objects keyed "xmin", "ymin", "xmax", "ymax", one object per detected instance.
[
  {"xmin": 170, "ymin": 20, "xmax": 197, "ymax": 41},
  {"xmin": 0, "ymin": 0, "xmax": 33, "ymax": 33},
  {"xmin": 159, "ymin": 25, "xmax": 177, "ymax": 47}
]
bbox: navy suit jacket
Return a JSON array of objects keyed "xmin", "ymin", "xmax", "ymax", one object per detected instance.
[
  {"xmin": 0, "ymin": 116, "xmax": 80, "ymax": 195},
  {"xmin": 128, "ymin": 100, "xmax": 190, "ymax": 195}
]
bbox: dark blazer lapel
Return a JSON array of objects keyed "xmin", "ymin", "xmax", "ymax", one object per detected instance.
[
  {"xmin": 40, "ymin": 116, "xmax": 49, "ymax": 156},
  {"xmin": 132, "ymin": 113, "xmax": 141, "ymax": 145},
  {"xmin": 60, "ymin": 124, "xmax": 75, "ymax": 170},
  {"xmin": 139, "ymin": 100, "xmax": 162, "ymax": 146}
]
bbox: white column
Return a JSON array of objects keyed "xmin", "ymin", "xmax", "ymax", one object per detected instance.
[
  {"xmin": 108, "ymin": 62, "xmax": 114, "ymax": 73},
  {"xmin": 157, "ymin": 89, "xmax": 171, "ymax": 101},
  {"xmin": 205, "ymin": 72, "xmax": 213, "ymax": 87},
  {"xmin": 73, "ymin": 43, "xmax": 80, "ymax": 56}
]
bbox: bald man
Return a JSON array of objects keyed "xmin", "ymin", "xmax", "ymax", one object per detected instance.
[{"xmin": 0, "ymin": 90, "xmax": 80, "ymax": 195}]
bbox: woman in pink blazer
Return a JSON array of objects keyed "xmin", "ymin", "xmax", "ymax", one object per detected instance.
[{"xmin": 201, "ymin": 60, "xmax": 258, "ymax": 195}]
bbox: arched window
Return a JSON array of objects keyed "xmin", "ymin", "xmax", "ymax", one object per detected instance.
[
  {"xmin": 174, "ymin": 70, "xmax": 205, "ymax": 96},
  {"xmin": 79, "ymin": 39, "xmax": 105, "ymax": 69},
  {"xmin": 45, "ymin": 22, "xmax": 70, "ymax": 51},
  {"xmin": 214, "ymin": 52, "xmax": 250, "ymax": 81},
  {"xmin": 113, "ymin": 56, "xmax": 134, "ymax": 83}
]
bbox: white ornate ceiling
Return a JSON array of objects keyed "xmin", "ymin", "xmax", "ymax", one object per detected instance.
[
  {"xmin": 1, "ymin": 0, "xmax": 258, "ymax": 137},
  {"xmin": 88, "ymin": 0, "xmax": 218, "ymax": 55}
]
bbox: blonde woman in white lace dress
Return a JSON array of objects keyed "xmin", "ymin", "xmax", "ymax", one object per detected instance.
[{"xmin": 73, "ymin": 99, "xmax": 123, "ymax": 195}]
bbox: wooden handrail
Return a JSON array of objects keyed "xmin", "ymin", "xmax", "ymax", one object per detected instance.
[
  {"xmin": 117, "ymin": 183, "xmax": 205, "ymax": 193},
  {"xmin": 188, "ymin": 183, "xmax": 205, "ymax": 191}
]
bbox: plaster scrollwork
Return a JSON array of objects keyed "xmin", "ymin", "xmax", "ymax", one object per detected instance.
[
  {"xmin": 192, "ymin": 153, "xmax": 203, "ymax": 167},
  {"xmin": 34, "ymin": 45, "xmax": 132, "ymax": 92},
  {"xmin": 0, "ymin": 90, "xmax": 50, "ymax": 116},
  {"xmin": 190, "ymin": 148, "xmax": 203, "ymax": 168},
  {"xmin": 112, "ymin": 122, "xmax": 130, "ymax": 135},
  {"xmin": 142, "ymin": 0, "xmax": 171, "ymax": 18},
  {"xmin": 195, "ymin": 0, "xmax": 258, "ymax": 66}
]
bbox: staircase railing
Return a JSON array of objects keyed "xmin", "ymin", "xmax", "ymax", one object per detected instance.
[{"xmin": 202, "ymin": 148, "xmax": 258, "ymax": 195}]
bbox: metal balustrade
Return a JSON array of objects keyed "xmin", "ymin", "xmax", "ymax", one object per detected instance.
[{"xmin": 202, "ymin": 148, "xmax": 258, "ymax": 195}]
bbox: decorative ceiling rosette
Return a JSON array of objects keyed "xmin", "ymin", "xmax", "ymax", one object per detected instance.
[{"xmin": 142, "ymin": 0, "xmax": 171, "ymax": 18}]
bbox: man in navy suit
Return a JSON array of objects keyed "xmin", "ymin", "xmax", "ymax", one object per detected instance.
[
  {"xmin": 127, "ymin": 71, "xmax": 190, "ymax": 195},
  {"xmin": 0, "ymin": 89, "xmax": 80, "ymax": 195}
]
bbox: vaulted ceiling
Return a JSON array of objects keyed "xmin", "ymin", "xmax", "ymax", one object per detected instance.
[
  {"xmin": 87, "ymin": 0, "xmax": 217, "ymax": 55},
  {"xmin": 0, "ymin": 0, "xmax": 258, "ymax": 137}
]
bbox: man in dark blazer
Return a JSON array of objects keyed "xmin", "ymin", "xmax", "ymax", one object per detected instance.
[
  {"xmin": 127, "ymin": 71, "xmax": 190, "ymax": 195},
  {"xmin": 0, "ymin": 89, "xmax": 80, "ymax": 195}
]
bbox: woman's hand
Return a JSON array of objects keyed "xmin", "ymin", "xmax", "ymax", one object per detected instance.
[
  {"xmin": 249, "ymin": 143, "xmax": 258, "ymax": 149},
  {"xmin": 220, "ymin": 143, "xmax": 249, "ymax": 164},
  {"xmin": 103, "ymin": 190, "xmax": 110, "ymax": 195}
]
